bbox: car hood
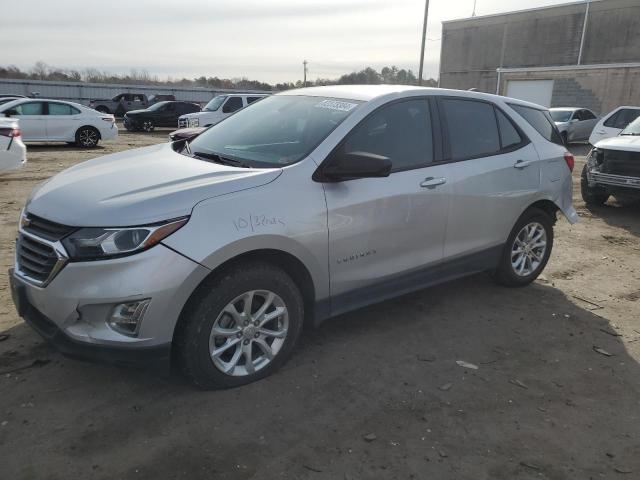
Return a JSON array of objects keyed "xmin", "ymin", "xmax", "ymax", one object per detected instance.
[
  {"xmin": 125, "ymin": 109, "xmax": 149, "ymax": 116},
  {"xmin": 26, "ymin": 142, "xmax": 282, "ymax": 227},
  {"xmin": 181, "ymin": 111, "xmax": 216, "ymax": 118},
  {"xmin": 594, "ymin": 135, "xmax": 640, "ymax": 153}
]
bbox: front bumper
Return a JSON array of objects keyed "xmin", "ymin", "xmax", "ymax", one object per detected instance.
[
  {"xmin": 587, "ymin": 169, "xmax": 640, "ymax": 190},
  {"xmin": 10, "ymin": 243, "xmax": 210, "ymax": 368},
  {"xmin": 122, "ymin": 116, "xmax": 139, "ymax": 130}
]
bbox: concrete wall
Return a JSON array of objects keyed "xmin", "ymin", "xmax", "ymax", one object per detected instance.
[
  {"xmin": 439, "ymin": 0, "xmax": 640, "ymax": 105},
  {"xmin": 499, "ymin": 67, "xmax": 640, "ymax": 115}
]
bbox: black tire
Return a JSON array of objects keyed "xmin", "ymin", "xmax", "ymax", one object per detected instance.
[
  {"xmin": 141, "ymin": 120, "xmax": 155, "ymax": 132},
  {"xmin": 95, "ymin": 106, "xmax": 110, "ymax": 114},
  {"xmin": 493, "ymin": 208, "xmax": 554, "ymax": 287},
  {"xmin": 75, "ymin": 126, "xmax": 100, "ymax": 148},
  {"xmin": 175, "ymin": 262, "xmax": 304, "ymax": 389},
  {"xmin": 581, "ymin": 164, "xmax": 609, "ymax": 206}
]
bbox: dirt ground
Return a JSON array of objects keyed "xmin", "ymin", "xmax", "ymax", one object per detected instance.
[{"xmin": 1, "ymin": 128, "xmax": 639, "ymax": 479}]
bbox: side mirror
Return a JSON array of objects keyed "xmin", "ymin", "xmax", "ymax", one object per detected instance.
[{"xmin": 316, "ymin": 151, "xmax": 392, "ymax": 182}]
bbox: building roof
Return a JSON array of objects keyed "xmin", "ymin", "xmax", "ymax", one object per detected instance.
[{"xmin": 442, "ymin": 0, "xmax": 604, "ymax": 24}]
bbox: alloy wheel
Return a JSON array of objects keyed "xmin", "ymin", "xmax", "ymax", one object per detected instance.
[
  {"xmin": 78, "ymin": 128, "xmax": 98, "ymax": 147},
  {"xmin": 209, "ymin": 290, "xmax": 289, "ymax": 376},
  {"xmin": 511, "ymin": 222, "xmax": 547, "ymax": 277},
  {"xmin": 142, "ymin": 121, "xmax": 154, "ymax": 132}
]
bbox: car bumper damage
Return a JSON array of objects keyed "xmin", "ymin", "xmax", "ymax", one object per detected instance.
[
  {"xmin": 587, "ymin": 148, "xmax": 640, "ymax": 192},
  {"xmin": 9, "ymin": 242, "xmax": 210, "ymax": 370}
]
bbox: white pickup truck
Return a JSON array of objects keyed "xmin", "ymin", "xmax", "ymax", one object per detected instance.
[{"xmin": 177, "ymin": 93, "xmax": 268, "ymax": 128}]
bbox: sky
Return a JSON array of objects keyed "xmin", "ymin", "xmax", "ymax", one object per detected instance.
[{"xmin": 2, "ymin": 0, "xmax": 580, "ymax": 84}]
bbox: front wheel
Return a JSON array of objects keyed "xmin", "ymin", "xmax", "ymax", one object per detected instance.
[
  {"xmin": 141, "ymin": 120, "xmax": 155, "ymax": 132},
  {"xmin": 175, "ymin": 263, "xmax": 304, "ymax": 389},
  {"xmin": 493, "ymin": 208, "xmax": 554, "ymax": 287},
  {"xmin": 75, "ymin": 126, "xmax": 100, "ymax": 148},
  {"xmin": 581, "ymin": 164, "xmax": 609, "ymax": 206}
]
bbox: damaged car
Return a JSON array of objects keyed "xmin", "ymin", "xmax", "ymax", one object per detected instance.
[{"xmin": 582, "ymin": 116, "xmax": 640, "ymax": 205}]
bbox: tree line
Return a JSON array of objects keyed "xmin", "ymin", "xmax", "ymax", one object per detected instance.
[{"xmin": 0, "ymin": 62, "xmax": 437, "ymax": 91}]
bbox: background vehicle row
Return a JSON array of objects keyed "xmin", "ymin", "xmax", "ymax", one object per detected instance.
[{"xmin": 0, "ymin": 98, "xmax": 117, "ymax": 147}]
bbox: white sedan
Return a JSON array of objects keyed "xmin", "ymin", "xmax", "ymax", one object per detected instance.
[
  {"xmin": 0, "ymin": 117, "xmax": 26, "ymax": 172},
  {"xmin": 0, "ymin": 99, "xmax": 118, "ymax": 148}
]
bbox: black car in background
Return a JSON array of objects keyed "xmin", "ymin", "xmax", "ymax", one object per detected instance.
[{"xmin": 123, "ymin": 101, "xmax": 200, "ymax": 132}]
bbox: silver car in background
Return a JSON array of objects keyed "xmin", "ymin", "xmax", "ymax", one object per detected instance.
[
  {"xmin": 550, "ymin": 107, "xmax": 599, "ymax": 144},
  {"xmin": 9, "ymin": 85, "xmax": 577, "ymax": 389}
]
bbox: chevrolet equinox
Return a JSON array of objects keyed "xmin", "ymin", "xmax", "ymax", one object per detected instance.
[{"xmin": 10, "ymin": 85, "xmax": 577, "ymax": 388}]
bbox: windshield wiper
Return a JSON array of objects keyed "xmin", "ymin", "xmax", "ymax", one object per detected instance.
[{"xmin": 192, "ymin": 151, "xmax": 251, "ymax": 168}]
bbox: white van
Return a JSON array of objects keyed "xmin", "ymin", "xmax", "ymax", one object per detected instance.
[{"xmin": 178, "ymin": 94, "xmax": 268, "ymax": 128}]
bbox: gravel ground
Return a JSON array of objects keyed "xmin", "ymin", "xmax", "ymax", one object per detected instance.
[{"xmin": 0, "ymin": 129, "xmax": 639, "ymax": 479}]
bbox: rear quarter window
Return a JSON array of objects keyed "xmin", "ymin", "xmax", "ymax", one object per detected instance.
[{"xmin": 509, "ymin": 104, "xmax": 564, "ymax": 146}]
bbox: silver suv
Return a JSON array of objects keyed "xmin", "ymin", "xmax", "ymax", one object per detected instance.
[{"xmin": 9, "ymin": 86, "xmax": 577, "ymax": 389}]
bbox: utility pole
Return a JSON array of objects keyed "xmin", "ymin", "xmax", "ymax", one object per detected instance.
[
  {"xmin": 418, "ymin": 0, "xmax": 430, "ymax": 86},
  {"xmin": 303, "ymin": 60, "xmax": 308, "ymax": 87}
]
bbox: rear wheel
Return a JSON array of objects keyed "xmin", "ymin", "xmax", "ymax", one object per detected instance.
[
  {"xmin": 175, "ymin": 263, "xmax": 304, "ymax": 389},
  {"xmin": 581, "ymin": 164, "xmax": 609, "ymax": 206},
  {"xmin": 75, "ymin": 126, "xmax": 100, "ymax": 148},
  {"xmin": 493, "ymin": 208, "xmax": 554, "ymax": 287}
]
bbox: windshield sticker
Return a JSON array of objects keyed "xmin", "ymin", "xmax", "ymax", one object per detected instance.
[{"xmin": 315, "ymin": 100, "xmax": 358, "ymax": 112}]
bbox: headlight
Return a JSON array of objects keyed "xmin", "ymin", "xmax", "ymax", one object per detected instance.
[
  {"xmin": 62, "ymin": 217, "xmax": 188, "ymax": 261},
  {"xmin": 587, "ymin": 148, "xmax": 602, "ymax": 168}
]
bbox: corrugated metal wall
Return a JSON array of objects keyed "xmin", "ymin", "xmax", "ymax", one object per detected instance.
[{"xmin": 0, "ymin": 78, "xmax": 271, "ymax": 106}]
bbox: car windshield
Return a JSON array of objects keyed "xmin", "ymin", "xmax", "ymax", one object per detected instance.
[
  {"xmin": 550, "ymin": 110, "xmax": 573, "ymax": 122},
  {"xmin": 620, "ymin": 117, "xmax": 640, "ymax": 136},
  {"xmin": 188, "ymin": 95, "xmax": 362, "ymax": 167},
  {"xmin": 203, "ymin": 96, "xmax": 227, "ymax": 112},
  {"xmin": 148, "ymin": 101, "xmax": 170, "ymax": 111}
]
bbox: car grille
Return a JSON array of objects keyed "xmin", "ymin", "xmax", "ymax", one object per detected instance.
[
  {"xmin": 22, "ymin": 214, "xmax": 75, "ymax": 242},
  {"xmin": 601, "ymin": 149, "xmax": 640, "ymax": 177},
  {"xmin": 16, "ymin": 234, "xmax": 62, "ymax": 284},
  {"xmin": 15, "ymin": 214, "xmax": 73, "ymax": 285}
]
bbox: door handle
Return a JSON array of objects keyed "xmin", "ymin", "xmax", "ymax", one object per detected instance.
[
  {"xmin": 420, "ymin": 177, "xmax": 447, "ymax": 188},
  {"xmin": 514, "ymin": 160, "xmax": 532, "ymax": 169},
  {"xmin": 596, "ymin": 130, "xmax": 606, "ymax": 134}
]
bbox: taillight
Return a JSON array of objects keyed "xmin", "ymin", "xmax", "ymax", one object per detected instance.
[
  {"xmin": 564, "ymin": 151, "xmax": 575, "ymax": 172},
  {"xmin": 0, "ymin": 127, "xmax": 20, "ymax": 138}
]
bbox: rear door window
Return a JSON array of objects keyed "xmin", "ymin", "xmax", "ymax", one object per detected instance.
[
  {"xmin": 48, "ymin": 103, "xmax": 80, "ymax": 115},
  {"xmin": 222, "ymin": 97, "xmax": 244, "ymax": 114},
  {"xmin": 509, "ymin": 104, "xmax": 564, "ymax": 146},
  {"xmin": 582, "ymin": 109, "xmax": 596, "ymax": 120},
  {"xmin": 441, "ymin": 98, "xmax": 500, "ymax": 160}
]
